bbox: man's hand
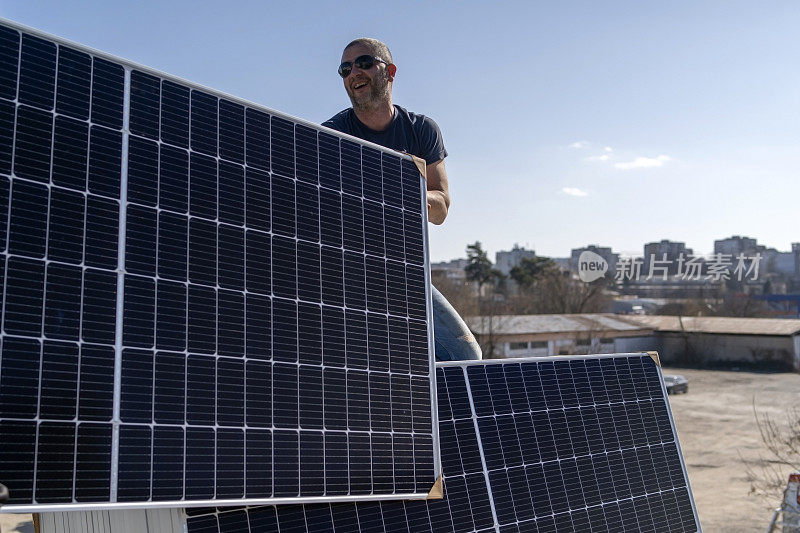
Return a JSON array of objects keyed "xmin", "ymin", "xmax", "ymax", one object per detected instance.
[{"xmin": 425, "ymin": 159, "xmax": 450, "ymax": 225}]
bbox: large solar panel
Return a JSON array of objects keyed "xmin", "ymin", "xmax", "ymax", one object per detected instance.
[
  {"xmin": 185, "ymin": 354, "xmax": 701, "ymax": 532},
  {"xmin": 0, "ymin": 18, "xmax": 440, "ymax": 511}
]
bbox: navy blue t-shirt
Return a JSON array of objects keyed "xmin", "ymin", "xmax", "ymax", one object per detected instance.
[{"xmin": 322, "ymin": 105, "xmax": 447, "ymax": 165}]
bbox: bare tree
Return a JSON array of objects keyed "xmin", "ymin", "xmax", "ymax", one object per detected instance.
[{"xmin": 742, "ymin": 403, "xmax": 800, "ymax": 504}]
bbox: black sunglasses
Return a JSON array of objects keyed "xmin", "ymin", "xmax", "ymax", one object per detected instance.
[{"xmin": 338, "ymin": 55, "xmax": 387, "ymax": 78}]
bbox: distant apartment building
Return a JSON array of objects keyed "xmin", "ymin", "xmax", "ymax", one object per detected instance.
[
  {"xmin": 795, "ymin": 243, "xmax": 800, "ymax": 276},
  {"xmin": 714, "ymin": 236, "xmax": 800, "ymax": 277},
  {"xmin": 764, "ymin": 249, "xmax": 796, "ymax": 276},
  {"xmin": 430, "ymin": 258, "xmax": 469, "ymax": 281},
  {"xmin": 569, "ymin": 245, "xmax": 618, "ymax": 274},
  {"xmin": 495, "ymin": 245, "xmax": 537, "ymax": 275},
  {"xmin": 714, "ymin": 235, "xmax": 760, "ymax": 256},
  {"xmin": 642, "ymin": 239, "xmax": 693, "ymax": 276}
]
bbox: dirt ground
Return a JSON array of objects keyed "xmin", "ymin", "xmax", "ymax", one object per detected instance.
[
  {"xmin": 2, "ymin": 367, "xmax": 798, "ymax": 532},
  {"xmin": 664, "ymin": 366, "xmax": 800, "ymax": 532}
]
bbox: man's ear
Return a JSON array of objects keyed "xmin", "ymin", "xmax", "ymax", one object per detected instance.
[{"xmin": 387, "ymin": 63, "xmax": 397, "ymax": 79}]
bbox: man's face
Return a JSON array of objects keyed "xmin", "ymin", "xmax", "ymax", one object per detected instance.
[{"xmin": 341, "ymin": 44, "xmax": 391, "ymax": 111}]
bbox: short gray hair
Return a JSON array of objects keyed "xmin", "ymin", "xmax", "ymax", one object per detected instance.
[{"xmin": 344, "ymin": 38, "xmax": 393, "ymax": 64}]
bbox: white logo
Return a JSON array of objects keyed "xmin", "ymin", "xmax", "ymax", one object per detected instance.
[{"xmin": 578, "ymin": 251, "xmax": 608, "ymax": 282}]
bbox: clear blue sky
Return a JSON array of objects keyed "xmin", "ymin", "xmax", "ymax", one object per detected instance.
[{"xmin": 4, "ymin": 0, "xmax": 799, "ymax": 262}]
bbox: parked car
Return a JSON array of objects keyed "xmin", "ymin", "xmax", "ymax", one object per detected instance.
[{"xmin": 663, "ymin": 374, "xmax": 689, "ymax": 394}]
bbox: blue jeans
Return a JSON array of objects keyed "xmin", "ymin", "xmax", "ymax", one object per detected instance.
[{"xmin": 431, "ymin": 285, "xmax": 482, "ymax": 361}]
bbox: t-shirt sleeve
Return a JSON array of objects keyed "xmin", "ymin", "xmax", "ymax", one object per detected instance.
[{"xmin": 418, "ymin": 116, "xmax": 448, "ymax": 165}]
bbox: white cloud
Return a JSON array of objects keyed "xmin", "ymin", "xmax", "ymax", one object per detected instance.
[
  {"xmin": 562, "ymin": 187, "xmax": 588, "ymax": 197},
  {"xmin": 588, "ymin": 154, "xmax": 610, "ymax": 162},
  {"xmin": 604, "ymin": 146, "xmax": 613, "ymax": 152},
  {"xmin": 570, "ymin": 141, "xmax": 589, "ymax": 149},
  {"xmin": 614, "ymin": 155, "xmax": 671, "ymax": 170}
]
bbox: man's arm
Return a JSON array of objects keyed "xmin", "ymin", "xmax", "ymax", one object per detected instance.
[{"xmin": 426, "ymin": 158, "xmax": 450, "ymax": 225}]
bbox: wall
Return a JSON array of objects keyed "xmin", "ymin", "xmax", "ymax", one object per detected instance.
[{"xmin": 659, "ymin": 333, "xmax": 799, "ymax": 370}]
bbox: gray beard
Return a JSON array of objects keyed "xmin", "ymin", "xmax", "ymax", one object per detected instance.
[{"xmin": 350, "ymin": 73, "xmax": 390, "ymax": 112}]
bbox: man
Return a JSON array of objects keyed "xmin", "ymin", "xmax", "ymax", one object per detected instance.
[{"xmin": 323, "ymin": 38, "xmax": 481, "ymax": 362}]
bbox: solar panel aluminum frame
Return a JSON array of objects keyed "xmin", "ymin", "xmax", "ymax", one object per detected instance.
[
  {"xmin": 0, "ymin": 17, "xmax": 442, "ymax": 513},
  {"xmin": 437, "ymin": 352, "xmax": 702, "ymax": 531}
]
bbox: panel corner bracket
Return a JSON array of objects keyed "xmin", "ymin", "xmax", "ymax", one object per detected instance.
[
  {"xmin": 426, "ymin": 475, "xmax": 444, "ymax": 500},
  {"xmin": 410, "ymin": 155, "xmax": 427, "ymax": 179},
  {"xmin": 646, "ymin": 351, "xmax": 662, "ymax": 367}
]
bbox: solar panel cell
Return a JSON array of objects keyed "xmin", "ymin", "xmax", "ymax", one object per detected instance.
[{"xmin": 0, "ymin": 26, "xmax": 19, "ymax": 100}]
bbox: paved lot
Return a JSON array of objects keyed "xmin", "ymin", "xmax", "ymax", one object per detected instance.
[
  {"xmin": 665, "ymin": 366, "xmax": 800, "ymax": 532},
  {"xmin": 2, "ymin": 367, "xmax": 798, "ymax": 532}
]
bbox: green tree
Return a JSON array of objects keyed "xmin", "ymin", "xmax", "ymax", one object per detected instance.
[
  {"xmin": 465, "ymin": 241, "xmax": 504, "ymax": 292},
  {"xmin": 509, "ymin": 256, "xmax": 557, "ymax": 289},
  {"xmin": 463, "ymin": 242, "xmax": 505, "ymax": 357}
]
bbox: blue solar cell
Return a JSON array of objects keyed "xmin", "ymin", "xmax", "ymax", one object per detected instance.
[
  {"xmin": 299, "ymin": 364, "xmax": 324, "ymax": 429},
  {"xmin": 217, "ymin": 289, "xmax": 245, "ymax": 356},
  {"xmin": 159, "ymin": 144, "xmax": 189, "ymax": 213},
  {"xmin": 74, "ymin": 423, "xmax": 112, "ymax": 501},
  {"xmin": 342, "ymin": 252, "xmax": 366, "ymax": 311},
  {"xmin": 340, "ymin": 140, "xmax": 361, "ymax": 196},
  {"xmin": 154, "ymin": 352, "xmax": 186, "ymax": 424},
  {"xmin": 244, "ymin": 293, "xmax": 270, "ymax": 359},
  {"xmin": 274, "ymin": 430, "xmax": 300, "ymax": 497},
  {"xmin": 388, "ymin": 316, "xmax": 411, "ymax": 374},
  {"xmin": 52, "ymin": 115, "xmax": 89, "ymax": 190},
  {"xmin": 341, "ymin": 194, "xmax": 364, "ymax": 252},
  {"xmin": 245, "ymin": 429, "xmax": 272, "ymax": 498},
  {"xmin": 44, "ymin": 263, "xmax": 82, "ymax": 340},
  {"xmin": 87, "ymin": 125, "xmax": 122, "ymax": 198},
  {"xmin": 298, "ymin": 302, "xmax": 322, "ymax": 365},
  {"xmin": 216, "ymin": 429, "xmax": 245, "ymax": 498},
  {"xmin": 0, "ymin": 26, "xmax": 19, "ymax": 101},
  {"xmin": 117, "ymin": 425, "xmax": 152, "ymax": 501},
  {"xmin": 14, "ymin": 105, "xmax": 52, "ymax": 182},
  {"xmin": 190, "ymin": 90, "xmax": 218, "ymax": 156},
  {"xmin": 185, "ymin": 427, "xmax": 215, "ymax": 499},
  {"xmin": 35, "ymin": 422, "xmax": 75, "ymax": 502},
  {"xmin": 273, "ymin": 362, "xmax": 299, "ymax": 428},
  {"xmin": 91, "ymin": 58, "xmax": 124, "ymax": 129},
  {"xmin": 297, "ymin": 241, "xmax": 321, "ymax": 303},
  {"xmin": 216, "ymin": 358, "xmax": 245, "ymax": 426},
  {"xmin": 296, "ymin": 181, "xmax": 320, "ymax": 242},
  {"xmin": 271, "ymin": 116, "xmax": 295, "ymax": 179},
  {"xmin": 160, "ymin": 80, "xmax": 190, "ymax": 148},
  {"xmin": 300, "ymin": 431, "xmax": 325, "ymax": 496},
  {"xmin": 0, "ymin": 103, "xmax": 12, "ymax": 177},
  {"xmin": 219, "ymin": 99, "xmax": 244, "ymax": 164},
  {"xmin": 218, "ymin": 160, "xmax": 244, "ymax": 225},
  {"xmin": 362, "ymin": 147, "xmax": 382, "ymax": 202},
  {"xmin": 318, "ymin": 132, "xmax": 340, "ymax": 190},
  {"xmin": 319, "ymin": 188, "xmax": 342, "ymax": 247},
  {"xmin": 85, "ymin": 195, "xmax": 119, "ymax": 269},
  {"xmin": 244, "ymin": 108, "xmax": 269, "ymax": 170},
  {"xmin": 272, "ymin": 298, "xmax": 298, "ymax": 362},
  {"xmin": 120, "ymin": 348, "xmax": 154, "ymax": 423},
  {"xmin": 39, "ymin": 341, "xmax": 79, "ymax": 420},
  {"xmin": 295, "ymin": 124, "xmax": 318, "ymax": 184},
  {"xmin": 19, "ymin": 34, "xmax": 55, "ymax": 110},
  {"xmin": 130, "ymin": 70, "xmax": 160, "ymax": 140},
  {"xmin": 189, "ymin": 152, "xmax": 217, "ymax": 219}
]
